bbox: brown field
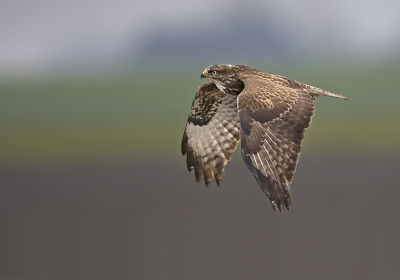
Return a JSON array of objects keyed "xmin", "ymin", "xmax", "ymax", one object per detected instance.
[{"xmin": 1, "ymin": 155, "xmax": 399, "ymax": 280}]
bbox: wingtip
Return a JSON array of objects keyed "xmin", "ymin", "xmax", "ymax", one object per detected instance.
[
  {"xmin": 270, "ymin": 199, "xmax": 290, "ymax": 213},
  {"xmin": 215, "ymin": 175, "xmax": 223, "ymax": 187},
  {"xmin": 274, "ymin": 205, "xmax": 287, "ymax": 213}
]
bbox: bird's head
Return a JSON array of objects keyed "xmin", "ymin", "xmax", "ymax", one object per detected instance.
[{"xmin": 201, "ymin": 64, "xmax": 245, "ymax": 95}]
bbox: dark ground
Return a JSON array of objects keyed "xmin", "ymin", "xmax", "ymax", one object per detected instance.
[{"xmin": 1, "ymin": 155, "xmax": 399, "ymax": 280}]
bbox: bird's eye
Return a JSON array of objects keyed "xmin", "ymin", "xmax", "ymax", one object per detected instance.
[{"xmin": 208, "ymin": 70, "xmax": 217, "ymax": 75}]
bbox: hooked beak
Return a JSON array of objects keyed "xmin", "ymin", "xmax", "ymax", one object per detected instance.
[{"xmin": 201, "ymin": 70, "xmax": 208, "ymax": 79}]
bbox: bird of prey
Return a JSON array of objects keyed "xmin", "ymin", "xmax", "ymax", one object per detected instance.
[{"xmin": 181, "ymin": 64, "xmax": 349, "ymax": 212}]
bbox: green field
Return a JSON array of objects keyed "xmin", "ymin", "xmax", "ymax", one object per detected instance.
[{"xmin": 1, "ymin": 59, "xmax": 400, "ymax": 166}]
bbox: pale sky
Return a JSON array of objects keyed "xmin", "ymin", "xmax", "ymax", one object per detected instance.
[{"xmin": 0, "ymin": 0, "xmax": 399, "ymax": 72}]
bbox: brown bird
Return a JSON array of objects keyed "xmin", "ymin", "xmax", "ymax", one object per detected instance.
[{"xmin": 181, "ymin": 65, "xmax": 349, "ymax": 212}]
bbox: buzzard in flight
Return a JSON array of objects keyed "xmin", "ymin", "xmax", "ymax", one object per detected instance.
[{"xmin": 181, "ymin": 65, "xmax": 349, "ymax": 212}]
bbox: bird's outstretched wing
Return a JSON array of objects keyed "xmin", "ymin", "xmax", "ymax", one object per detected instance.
[
  {"xmin": 181, "ymin": 82, "xmax": 241, "ymax": 186},
  {"xmin": 238, "ymin": 74, "xmax": 314, "ymax": 212}
]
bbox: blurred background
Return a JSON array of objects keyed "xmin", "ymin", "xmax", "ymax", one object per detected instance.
[{"xmin": 1, "ymin": 0, "xmax": 400, "ymax": 279}]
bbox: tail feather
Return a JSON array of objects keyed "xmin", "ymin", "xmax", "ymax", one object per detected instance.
[{"xmin": 298, "ymin": 82, "xmax": 350, "ymax": 101}]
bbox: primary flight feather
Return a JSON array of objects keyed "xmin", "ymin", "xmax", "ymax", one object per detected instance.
[{"xmin": 181, "ymin": 65, "xmax": 349, "ymax": 212}]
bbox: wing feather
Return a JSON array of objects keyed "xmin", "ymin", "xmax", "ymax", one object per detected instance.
[
  {"xmin": 238, "ymin": 73, "xmax": 314, "ymax": 211},
  {"xmin": 182, "ymin": 82, "xmax": 240, "ymax": 186}
]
